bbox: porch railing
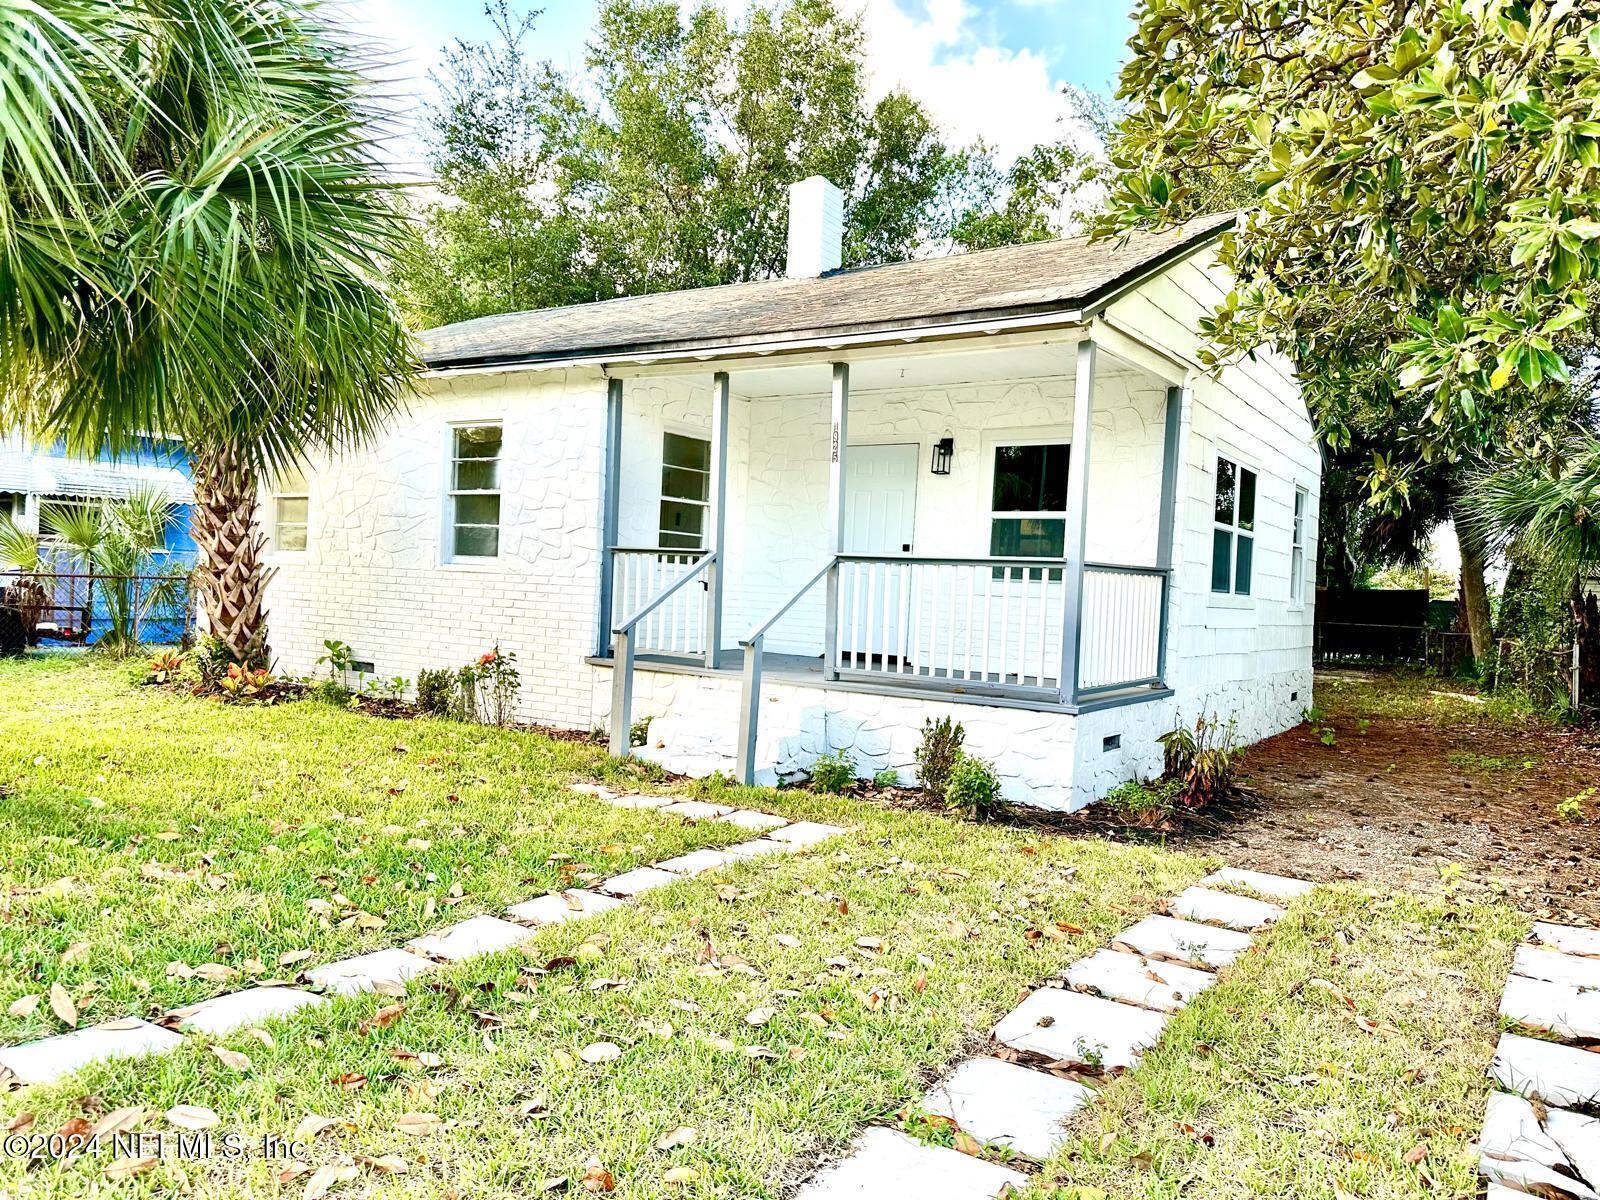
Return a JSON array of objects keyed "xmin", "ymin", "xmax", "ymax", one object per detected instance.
[
  {"xmin": 735, "ymin": 558, "xmax": 836, "ymax": 784},
  {"xmin": 1078, "ymin": 563, "xmax": 1169, "ymax": 696},
  {"xmin": 607, "ymin": 549, "xmax": 716, "ymax": 758},
  {"xmin": 609, "ymin": 548, "xmax": 710, "ymax": 658},
  {"xmin": 832, "ymin": 554, "xmax": 1068, "ymax": 692}
]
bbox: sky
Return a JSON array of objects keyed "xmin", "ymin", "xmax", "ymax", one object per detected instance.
[{"xmin": 333, "ymin": 0, "xmax": 1136, "ymax": 180}]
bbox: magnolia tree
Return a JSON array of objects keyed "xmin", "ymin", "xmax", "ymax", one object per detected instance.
[{"xmin": 1100, "ymin": 0, "xmax": 1600, "ymax": 658}]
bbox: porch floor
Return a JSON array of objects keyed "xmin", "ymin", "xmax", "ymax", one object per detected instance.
[{"xmin": 586, "ymin": 649, "xmax": 1171, "ymax": 715}]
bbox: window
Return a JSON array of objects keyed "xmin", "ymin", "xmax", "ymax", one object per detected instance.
[
  {"xmin": 1290, "ymin": 486, "xmax": 1309, "ymax": 604},
  {"xmin": 1211, "ymin": 455, "xmax": 1256, "ymax": 596},
  {"xmin": 450, "ymin": 424, "xmax": 502, "ymax": 559},
  {"xmin": 659, "ymin": 432, "xmax": 709, "ymax": 550},
  {"xmin": 989, "ymin": 442, "xmax": 1070, "ymax": 558},
  {"xmin": 272, "ymin": 468, "xmax": 309, "ymax": 552}
]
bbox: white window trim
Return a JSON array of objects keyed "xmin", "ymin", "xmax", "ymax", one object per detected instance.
[
  {"xmin": 270, "ymin": 477, "xmax": 309, "ymax": 557},
  {"xmin": 1289, "ymin": 484, "xmax": 1310, "ymax": 608},
  {"xmin": 658, "ymin": 427, "xmax": 710, "ymax": 551},
  {"xmin": 1210, "ymin": 450, "xmax": 1258, "ymax": 600},
  {"xmin": 981, "ymin": 429, "xmax": 1073, "ymax": 561},
  {"xmin": 445, "ymin": 420, "xmax": 503, "ymax": 563}
]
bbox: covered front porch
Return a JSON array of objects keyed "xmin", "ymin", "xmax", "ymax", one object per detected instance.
[{"xmin": 592, "ymin": 325, "xmax": 1187, "ymax": 789}]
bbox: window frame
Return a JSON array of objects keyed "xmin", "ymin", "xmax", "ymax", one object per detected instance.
[
  {"xmin": 985, "ymin": 435, "xmax": 1072, "ymax": 563},
  {"xmin": 446, "ymin": 422, "xmax": 503, "ymax": 563},
  {"xmin": 271, "ymin": 469, "xmax": 310, "ymax": 555},
  {"xmin": 1290, "ymin": 484, "xmax": 1309, "ymax": 606},
  {"xmin": 657, "ymin": 428, "xmax": 711, "ymax": 551},
  {"xmin": 1210, "ymin": 452, "xmax": 1258, "ymax": 598}
]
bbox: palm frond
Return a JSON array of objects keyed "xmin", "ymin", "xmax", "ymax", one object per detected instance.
[
  {"xmin": 1464, "ymin": 432, "xmax": 1600, "ymax": 574},
  {"xmin": 0, "ymin": 511, "xmax": 40, "ymax": 570}
]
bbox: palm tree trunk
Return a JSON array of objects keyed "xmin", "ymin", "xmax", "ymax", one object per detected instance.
[
  {"xmin": 1454, "ymin": 516, "xmax": 1495, "ymax": 664},
  {"xmin": 190, "ymin": 443, "xmax": 272, "ymax": 664}
]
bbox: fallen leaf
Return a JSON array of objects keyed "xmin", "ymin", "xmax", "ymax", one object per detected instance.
[
  {"xmin": 165, "ymin": 1105, "xmax": 219, "ymax": 1130},
  {"xmin": 359, "ymin": 1003, "xmax": 406, "ymax": 1035},
  {"xmin": 1404, "ymin": 1142, "xmax": 1429, "ymax": 1166},
  {"xmin": 7, "ymin": 1113, "xmax": 35, "ymax": 1134},
  {"xmin": 292, "ymin": 1114, "xmax": 343, "ymax": 1141},
  {"xmin": 745, "ymin": 1008, "xmax": 774, "ymax": 1027},
  {"xmin": 104, "ymin": 1156, "xmax": 157, "ymax": 1181},
  {"xmin": 280, "ymin": 949, "xmax": 314, "ymax": 967},
  {"xmin": 580, "ymin": 1158, "xmax": 616, "ymax": 1193},
  {"xmin": 396, "ymin": 1112, "xmax": 442, "ymax": 1136},
  {"xmin": 8, "ymin": 995, "xmax": 39, "ymax": 1019},
  {"xmin": 48, "ymin": 983, "xmax": 77, "ymax": 1028},
  {"xmin": 302, "ymin": 1163, "xmax": 342, "ymax": 1200},
  {"xmin": 358, "ymin": 1154, "xmax": 408, "ymax": 1174},
  {"xmin": 663, "ymin": 1166, "xmax": 700, "ymax": 1185},
  {"xmin": 773, "ymin": 934, "xmax": 801, "ymax": 948},
  {"xmin": 89, "ymin": 1106, "xmax": 146, "ymax": 1139},
  {"xmin": 655, "ymin": 1126, "xmax": 697, "ymax": 1150},
  {"xmin": 953, "ymin": 1131, "xmax": 981, "ymax": 1157},
  {"xmin": 579, "ymin": 1042, "xmax": 622, "ymax": 1064},
  {"xmin": 209, "ymin": 1044, "xmax": 250, "ymax": 1072}
]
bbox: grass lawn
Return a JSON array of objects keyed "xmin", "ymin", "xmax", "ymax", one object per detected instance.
[{"xmin": 0, "ymin": 656, "xmax": 1527, "ymax": 1198}]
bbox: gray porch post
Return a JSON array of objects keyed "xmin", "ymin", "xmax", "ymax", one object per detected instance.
[
  {"xmin": 823, "ymin": 362, "xmax": 849, "ymax": 680},
  {"xmin": 1153, "ymin": 384, "xmax": 1186, "ymax": 682},
  {"xmin": 705, "ymin": 371, "xmax": 730, "ymax": 669},
  {"xmin": 1058, "ymin": 338, "xmax": 1095, "ymax": 703},
  {"xmin": 597, "ymin": 377, "xmax": 624, "ymax": 658}
]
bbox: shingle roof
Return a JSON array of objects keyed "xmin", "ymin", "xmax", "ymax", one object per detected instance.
[{"xmin": 420, "ymin": 212, "xmax": 1235, "ymax": 369}]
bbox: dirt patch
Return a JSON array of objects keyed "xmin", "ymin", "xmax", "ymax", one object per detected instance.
[{"xmin": 1195, "ymin": 679, "xmax": 1600, "ymax": 925}]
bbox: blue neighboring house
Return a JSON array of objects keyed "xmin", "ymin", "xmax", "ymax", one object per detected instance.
[{"xmin": 0, "ymin": 435, "xmax": 197, "ymax": 645}]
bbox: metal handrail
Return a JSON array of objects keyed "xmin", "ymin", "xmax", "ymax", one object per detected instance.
[
  {"xmin": 608, "ymin": 550, "xmax": 716, "ymax": 758},
  {"xmin": 735, "ymin": 558, "xmax": 837, "ymax": 785},
  {"xmin": 837, "ymin": 553, "xmax": 1064, "ymax": 568}
]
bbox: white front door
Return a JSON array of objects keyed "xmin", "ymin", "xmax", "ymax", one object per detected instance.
[
  {"xmin": 844, "ymin": 443, "xmax": 919, "ymax": 554},
  {"xmin": 840, "ymin": 444, "xmax": 919, "ymax": 663}
]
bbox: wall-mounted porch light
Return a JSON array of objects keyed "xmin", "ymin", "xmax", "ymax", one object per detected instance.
[{"xmin": 930, "ymin": 435, "xmax": 954, "ymax": 476}]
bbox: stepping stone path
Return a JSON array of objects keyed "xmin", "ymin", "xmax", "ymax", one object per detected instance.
[
  {"xmin": 795, "ymin": 865, "xmax": 1311, "ymax": 1197},
  {"xmin": 1476, "ymin": 919, "xmax": 1600, "ymax": 1198},
  {"xmin": 0, "ymin": 785, "xmax": 844, "ymax": 1092}
]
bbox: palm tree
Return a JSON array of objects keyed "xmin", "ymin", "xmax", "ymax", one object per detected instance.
[{"xmin": 1, "ymin": 0, "xmax": 417, "ymax": 663}]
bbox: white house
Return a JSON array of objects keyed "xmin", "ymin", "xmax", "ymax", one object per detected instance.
[{"xmin": 263, "ymin": 182, "xmax": 1320, "ymax": 810}]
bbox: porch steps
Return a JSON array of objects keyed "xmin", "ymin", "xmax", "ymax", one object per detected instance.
[{"xmin": 635, "ymin": 715, "xmax": 780, "ymax": 785}]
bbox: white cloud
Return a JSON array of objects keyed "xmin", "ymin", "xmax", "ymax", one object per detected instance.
[{"xmin": 858, "ymin": 0, "xmax": 1082, "ymax": 165}]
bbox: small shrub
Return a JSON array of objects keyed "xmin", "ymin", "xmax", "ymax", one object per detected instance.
[
  {"xmin": 630, "ymin": 716, "xmax": 653, "ymax": 748},
  {"xmin": 217, "ymin": 663, "xmax": 273, "ymax": 702},
  {"xmin": 1104, "ymin": 778, "xmax": 1183, "ymax": 826},
  {"xmin": 463, "ymin": 647, "xmax": 520, "ymax": 727},
  {"xmin": 810, "ymin": 749, "xmax": 857, "ymax": 794},
  {"xmin": 913, "ymin": 716, "xmax": 965, "ymax": 801},
  {"xmin": 873, "ymin": 767, "xmax": 900, "ymax": 788},
  {"xmin": 363, "ymin": 675, "xmax": 407, "ymax": 700},
  {"xmin": 310, "ymin": 678, "xmax": 351, "ymax": 706},
  {"xmin": 1557, "ymin": 787, "xmax": 1596, "ymax": 821},
  {"xmin": 415, "ymin": 668, "xmax": 454, "ymax": 716},
  {"xmin": 317, "ymin": 638, "xmax": 354, "ymax": 681},
  {"xmin": 1158, "ymin": 712, "xmax": 1240, "ymax": 808},
  {"xmin": 944, "ymin": 752, "xmax": 1006, "ymax": 821},
  {"xmin": 144, "ymin": 648, "xmax": 187, "ymax": 685},
  {"xmin": 191, "ymin": 635, "xmax": 233, "ymax": 690}
]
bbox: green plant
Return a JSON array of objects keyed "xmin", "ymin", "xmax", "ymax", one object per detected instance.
[
  {"xmin": 1557, "ymin": 787, "xmax": 1596, "ymax": 821},
  {"xmin": 873, "ymin": 768, "xmax": 900, "ymax": 788},
  {"xmin": 944, "ymin": 753, "xmax": 1007, "ymax": 822},
  {"xmin": 809, "ymin": 749, "xmax": 857, "ymax": 794},
  {"xmin": 144, "ymin": 648, "xmax": 188, "ymax": 685},
  {"xmin": 630, "ymin": 716, "xmax": 653, "ymax": 748},
  {"xmin": 913, "ymin": 716, "xmax": 965, "ymax": 801},
  {"xmin": 1158, "ymin": 713, "xmax": 1240, "ymax": 809},
  {"xmin": 191, "ymin": 635, "xmax": 235, "ymax": 691},
  {"xmin": 363, "ymin": 675, "xmax": 407, "ymax": 700},
  {"xmin": 217, "ymin": 663, "xmax": 274, "ymax": 702},
  {"xmin": 415, "ymin": 668, "xmax": 454, "ymax": 717},
  {"xmin": 1318, "ymin": 727, "xmax": 1337, "ymax": 747},
  {"xmin": 1104, "ymin": 777, "xmax": 1183, "ymax": 825},
  {"xmin": 317, "ymin": 639, "xmax": 354, "ymax": 680},
  {"xmin": 463, "ymin": 647, "xmax": 521, "ymax": 727}
]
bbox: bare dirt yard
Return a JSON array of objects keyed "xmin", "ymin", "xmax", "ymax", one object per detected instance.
[{"xmin": 1195, "ymin": 668, "xmax": 1600, "ymax": 924}]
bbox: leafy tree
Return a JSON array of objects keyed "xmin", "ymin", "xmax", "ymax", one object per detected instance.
[
  {"xmin": 1102, "ymin": 0, "xmax": 1600, "ymax": 659},
  {"xmin": 1, "ymin": 0, "xmax": 417, "ymax": 663},
  {"xmin": 400, "ymin": 0, "xmax": 1073, "ymax": 326}
]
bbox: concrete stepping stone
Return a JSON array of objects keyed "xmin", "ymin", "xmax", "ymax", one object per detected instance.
[
  {"xmin": 1066, "ymin": 948, "xmax": 1216, "ymax": 1013},
  {"xmin": 1493, "ymin": 1033, "xmax": 1600, "ymax": 1109},
  {"xmin": 660, "ymin": 799, "xmax": 738, "ymax": 820},
  {"xmin": 0, "ymin": 1019, "xmax": 184, "ymax": 1085},
  {"xmin": 923, "ymin": 1056, "xmax": 1095, "ymax": 1160},
  {"xmin": 596, "ymin": 866, "xmax": 681, "ymax": 897},
  {"xmin": 1201, "ymin": 867, "xmax": 1314, "ymax": 900},
  {"xmin": 993, "ymin": 986, "xmax": 1168, "ymax": 1069},
  {"xmin": 1478, "ymin": 1092, "xmax": 1599, "ymax": 1199},
  {"xmin": 1532, "ymin": 922, "xmax": 1600, "ymax": 959},
  {"xmin": 794, "ymin": 1126, "xmax": 1025, "ymax": 1199},
  {"xmin": 1548, "ymin": 1107, "xmax": 1600, "ymax": 1190},
  {"xmin": 604, "ymin": 792, "xmax": 675, "ymax": 810},
  {"xmin": 1170, "ymin": 886, "xmax": 1284, "ymax": 932},
  {"xmin": 171, "ymin": 986, "xmax": 326, "ymax": 1035},
  {"xmin": 766, "ymin": 820, "xmax": 846, "ymax": 847},
  {"xmin": 1513, "ymin": 944, "xmax": 1600, "ymax": 990},
  {"xmin": 1501, "ymin": 973, "xmax": 1600, "ymax": 1041},
  {"xmin": 1113, "ymin": 914, "xmax": 1252, "ymax": 970},
  {"xmin": 654, "ymin": 848, "xmax": 745, "ymax": 876},
  {"xmin": 407, "ymin": 915, "xmax": 534, "ymax": 962},
  {"xmin": 506, "ymin": 889, "xmax": 628, "ymax": 925},
  {"xmin": 723, "ymin": 809, "xmax": 790, "ymax": 832},
  {"xmin": 726, "ymin": 837, "xmax": 794, "ymax": 858},
  {"xmin": 307, "ymin": 948, "xmax": 436, "ymax": 996}
]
